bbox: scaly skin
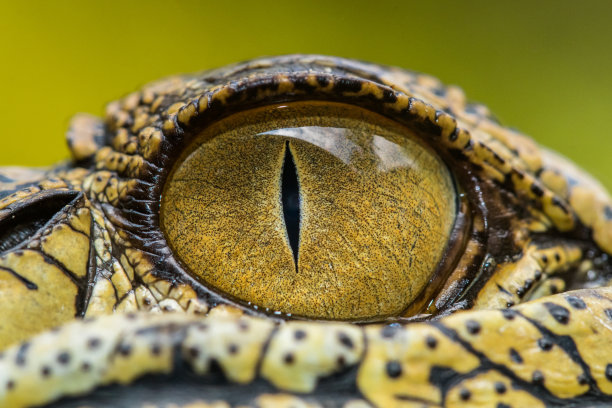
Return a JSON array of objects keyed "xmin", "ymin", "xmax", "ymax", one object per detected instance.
[{"xmin": 0, "ymin": 55, "xmax": 611, "ymax": 407}]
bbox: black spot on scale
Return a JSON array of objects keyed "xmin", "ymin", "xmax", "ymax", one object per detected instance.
[
  {"xmin": 385, "ymin": 361, "xmax": 402, "ymax": 378},
  {"xmin": 497, "ymin": 404, "xmax": 511, "ymax": 408},
  {"xmin": 293, "ymin": 330, "xmax": 306, "ymax": 341},
  {"xmin": 465, "ymin": 320, "xmax": 481, "ymax": 335},
  {"xmin": 606, "ymin": 364, "xmax": 612, "ymax": 381},
  {"xmin": 495, "ymin": 381, "xmax": 507, "ymax": 394},
  {"xmin": 544, "ymin": 302, "xmax": 570, "ymax": 325},
  {"xmin": 565, "ymin": 295, "xmax": 587, "ymax": 310},
  {"xmin": 381, "ymin": 89, "xmax": 397, "ymax": 103},
  {"xmin": 604, "ymin": 205, "xmax": 612, "ymax": 220},
  {"xmin": 534, "ymin": 167, "xmax": 544, "ymax": 177},
  {"xmin": 41, "ymin": 366, "xmax": 52, "ymax": 378},
  {"xmin": 465, "ymin": 104, "xmax": 479, "ymax": 114},
  {"xmin": 117, "ymin": 343, "xmax": 132, "ymax": 357},
  {"xmin": 337, "ymin": 332, "xmax": 354, "ymax": 350},
  {"xmin": 283, "ymin": 353, "xmax": 295, "ymax": 365},
  {"xmin": 334, "ymin": 78, "xmax": 363, "ymax": 94},
  {"xmin": 432, "ymin": 87, "xmax": 446, "ymax": 97},
  {"xmin": 530, "ymin": 183, "xmax": 545, "ymax": 198},
  {"xmin": 381, "ymin": 324, "xmax": 401, "ymax": 338},
  {"xmin": 442, "ymin": 106, "xmax": 456, "ymax": 116},
  {"xmin": 291, "ymin": 76, "xmax": 317, "ymax": 92},
  {"xmin": 15, "ymin": 342, "xmax": 30, "ymax": 366},
  {"xmin": 151, "ymin": 344, "xmax": 162, "ymax": 356},
  {"xmin": 87, "ymin": 338, "xmax": 101, "ymax": 350},
  {"xmin": 316, "ymin": 75, "xmax": 330, "ymax": 88},
  {"xmin": 426, "ymin": 335, "xmax": 438, "ymax": 349},
  {"xmin": 501, "ymin": 309, "xmax": 517, "ymax": 320},
  {"xmin": 93, "ymin": 132, "xmax": 106, "ymax": 150},
  {"xmin": 242, "ymin": 84, "xmax": 262, "ymax": 103},
  {"xmin": 459, "ymin": 388, "xmax": 471, "ymax": 401},
  {"xmin": 187, "ymin": 347, "xmax": 200, "ymax": 359},
  {"xmin": 509, "ymin": 348, "xmax": 523, "ymax": 364},
  {"xmin": 532, "ymin": 370, "xmax": 544, "ymax": 385},
  {"xmin": 57, "ymin": 352, "xmax": 70, "ymax": 365},
  {"xmin": 207, "ymin": 97, "xmax": 225, "ymax": 113},
  {"xmin": 228, "ymin": 344, "xmax": 239, "ymax": 355},
  {"xmin": 221, "ymin": 87, "xmax": 243, "ymax": 105},
  {"xmin": 537, "ymin": 337, "xmax": 553, "ymax": 351}
]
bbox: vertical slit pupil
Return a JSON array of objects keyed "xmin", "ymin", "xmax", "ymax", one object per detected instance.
[{"xmin": 281, "ymin": 141, "xmax": 301, "ymax": 266}]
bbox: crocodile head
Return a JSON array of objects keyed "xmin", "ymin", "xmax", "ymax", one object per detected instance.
[{"xmin": 1, "ymin": 55, "xmax": 611, "ymax": 408}]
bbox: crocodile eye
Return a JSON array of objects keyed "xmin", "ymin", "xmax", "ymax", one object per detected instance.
[{"xmin": 161, "ymin": 102, "xmax": 458, "ymax": 320}]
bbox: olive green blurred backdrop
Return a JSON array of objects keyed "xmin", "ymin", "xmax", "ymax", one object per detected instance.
[{"xmin": 1, "ymin": 0, "xmax": 611, "ymax": 190}]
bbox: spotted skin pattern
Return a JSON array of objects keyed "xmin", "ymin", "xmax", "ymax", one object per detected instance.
[{"xmin": 0, "ymin": 55, "xmax": 611, "ymax": 407}]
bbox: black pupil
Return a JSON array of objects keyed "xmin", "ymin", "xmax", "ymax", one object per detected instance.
[{"xmin": 281, "ymin": 141, "xmax": 301, "ymax": 265}]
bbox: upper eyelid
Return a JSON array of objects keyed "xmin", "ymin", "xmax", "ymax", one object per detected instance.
[
  {"xmin": 66, "ymin": 56, "xmax": 610, "ymax": 262},
  {"xmin": 103, "ymin": 69, "xmax": 576, "ymax": 231},
  {"xmin": 76, "ymin": 58, "xmax": 612, "ymax": 315}
]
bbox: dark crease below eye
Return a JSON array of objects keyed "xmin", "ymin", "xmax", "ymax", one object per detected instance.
[
  {"xmin": 0, "ymin": 191, "xmax": 79, "ymax": 255},
  {"xmin": 281, "ymin": 141, "xmax": 301, "ymax": 267}
]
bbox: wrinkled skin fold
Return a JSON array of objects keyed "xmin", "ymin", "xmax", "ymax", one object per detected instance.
[{"xmin": 0, "ymin": 55, "xmax": 611, "ymax": 408}]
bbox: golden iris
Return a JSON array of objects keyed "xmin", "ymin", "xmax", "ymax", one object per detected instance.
[{"xmin": 161, "ymin": 102, "xmax": 456, "ymax": 320}]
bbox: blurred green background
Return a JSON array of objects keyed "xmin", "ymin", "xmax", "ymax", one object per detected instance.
[{"xmin": 1, "ymin": 0, "xmax": 610, "ymax": 190}]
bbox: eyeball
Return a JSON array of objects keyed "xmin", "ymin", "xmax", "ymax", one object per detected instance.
[{"xmin": 161, "ymin": 102, "xmax": 457, "ymax": 320}]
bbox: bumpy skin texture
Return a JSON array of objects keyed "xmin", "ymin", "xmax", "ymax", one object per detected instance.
[{"xmin": 0, "ymin": 55, "xmax": 611, "ymax": 407}]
